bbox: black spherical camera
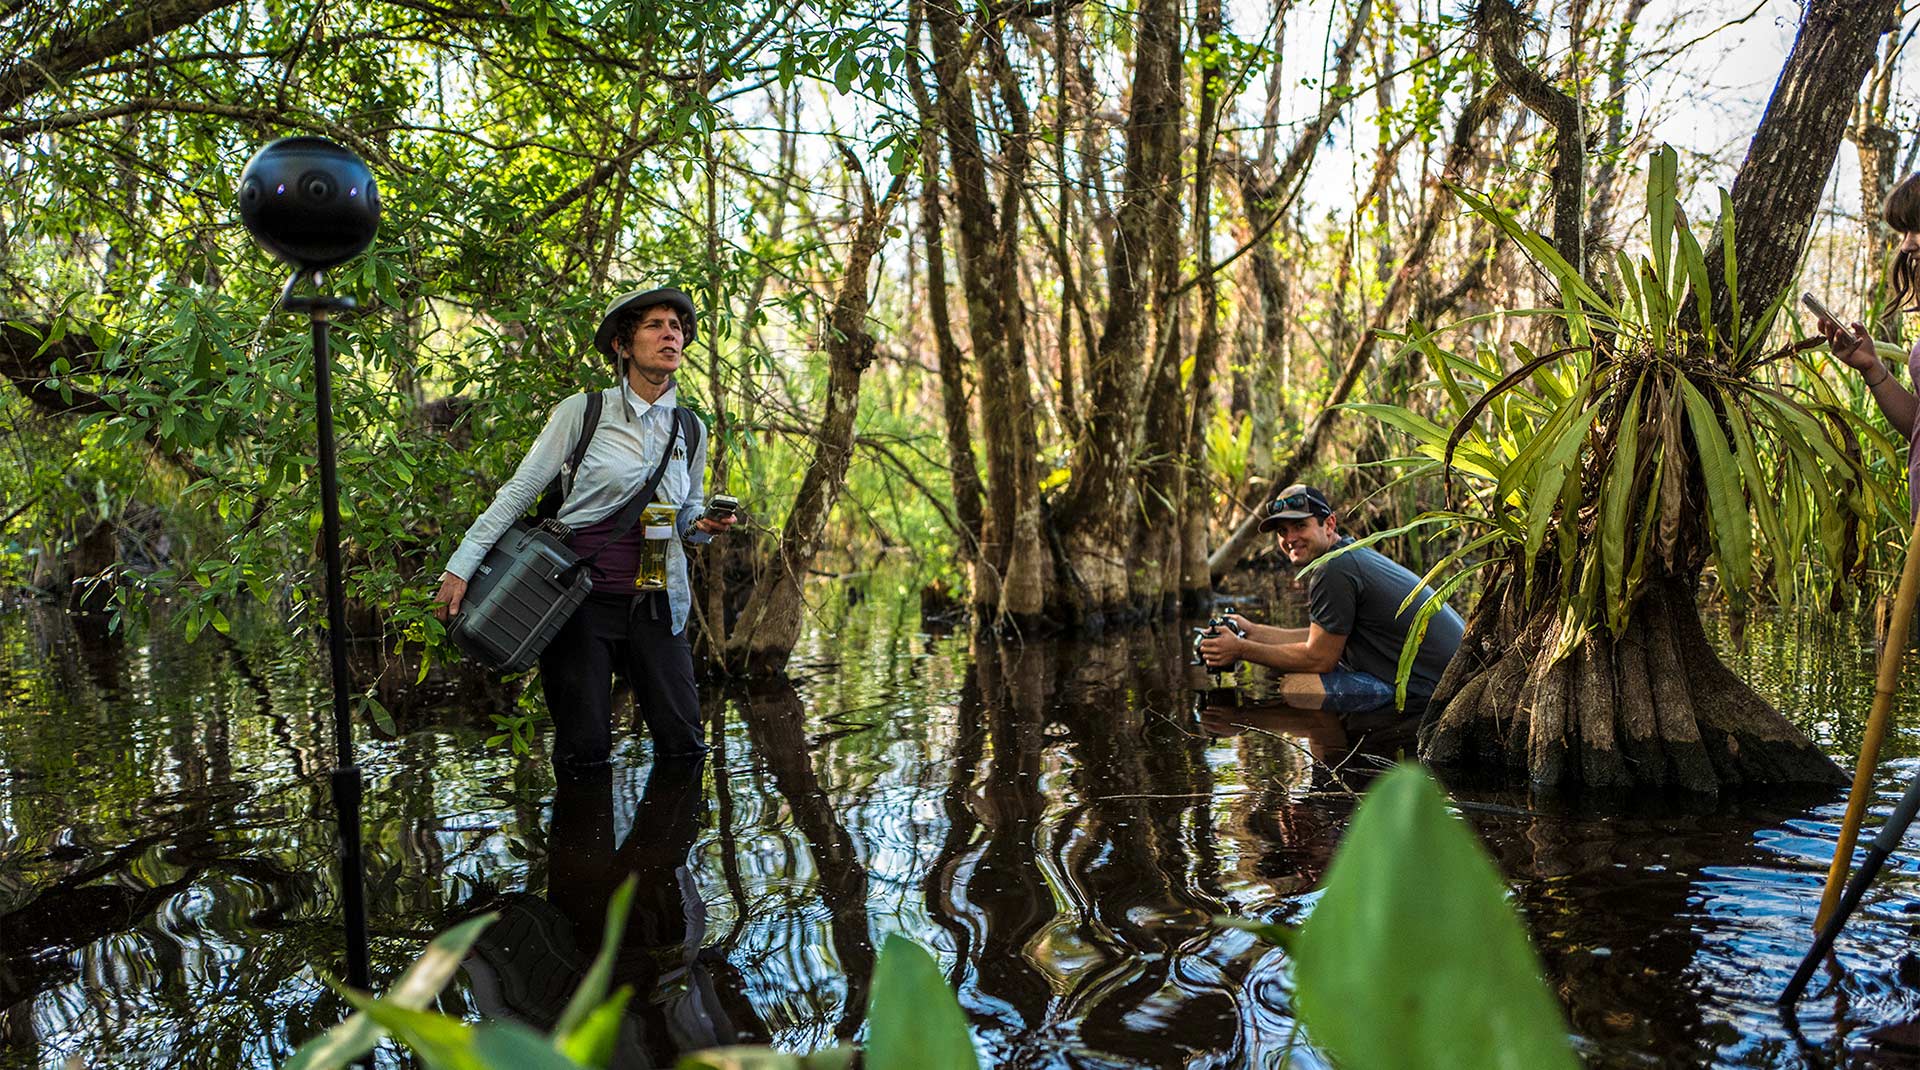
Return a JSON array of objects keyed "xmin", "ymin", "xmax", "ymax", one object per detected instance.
[
  {"xmin": 238, "ymin": 137, "xmax": 380, "ymax": 271},
  {"xmin": 1190, "ymin": 615, "xmax": 1249, "ymax": 674}
]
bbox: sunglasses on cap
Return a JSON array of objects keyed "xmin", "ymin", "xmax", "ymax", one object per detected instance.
[{"xmin": 1268, "ymin": 489, "xmax": 1333, "ymax": 518}]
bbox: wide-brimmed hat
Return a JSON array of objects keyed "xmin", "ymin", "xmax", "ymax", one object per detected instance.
[
  {"xmin": 1258, "ymin": 484, "xmax": 1335, "ymax": 531},
  {"xmin": 593, "ymin": 286, "xmax": 697, "ymax": 361}
]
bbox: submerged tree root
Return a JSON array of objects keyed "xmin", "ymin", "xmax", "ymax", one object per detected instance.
[{"xmin": 1419, "ymin": 576, "xmax": 1845, "ymax": 793}]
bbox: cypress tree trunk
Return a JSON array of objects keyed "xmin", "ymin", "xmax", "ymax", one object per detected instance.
[
  {"xmin": 725, "ymin": 160, "xmax": 908, "ymax": 675},
  {"xmin": 1421, "ymin": 571, "xmax": 1844, "ymax": 791},
  {"xmin": 1705, "ymin": 0, "xmax": 1901, "ymax": 337},
  {"xmin": 918, "ymin": 0, "xmax": 1052, "ymax": 629},
  {"xmin": 1052, "ymin": 0, "xmax": 1182, "ymax": 628},
  {"xmin": 1420, "ymin": 0, "xmax": 1891, "ymax": 792}
]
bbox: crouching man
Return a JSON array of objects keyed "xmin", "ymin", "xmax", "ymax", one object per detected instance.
[{"xmin": 1199, "ymin": 484, "xmax": 1465, "ymax": 718}]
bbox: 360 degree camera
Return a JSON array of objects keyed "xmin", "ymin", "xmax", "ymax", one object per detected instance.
[{"xmin": 237, "ymin": 136, "xmax": 380, "ymax": 270}]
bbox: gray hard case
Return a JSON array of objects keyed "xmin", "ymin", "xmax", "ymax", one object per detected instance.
[{"xmin": 448, "ymin": 522, "xmax": 592, "ymax": 674}]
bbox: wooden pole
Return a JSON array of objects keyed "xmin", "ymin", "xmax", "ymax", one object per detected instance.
[{"xmin": 1818, "ymin": 508, "xmax": 1920, "ymax": 929}]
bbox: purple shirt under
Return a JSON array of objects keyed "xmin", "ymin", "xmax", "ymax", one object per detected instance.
[{"xmin": 570, "ymin": 510, "xmax": 646, "ymax": 592}]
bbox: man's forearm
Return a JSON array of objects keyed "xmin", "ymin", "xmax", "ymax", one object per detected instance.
[
  {"xmin": 1240, "ymin": 621, "xmax": 1309, "ymax": 645},
  {"xmin": 1237, "ymin": 639, "xmax": 1336, "ymax": 673}
]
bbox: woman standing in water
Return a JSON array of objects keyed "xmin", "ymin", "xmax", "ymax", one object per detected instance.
[{"xmin": 1820, "ymin": 176, "xmax": 1920, "ymax": 519}]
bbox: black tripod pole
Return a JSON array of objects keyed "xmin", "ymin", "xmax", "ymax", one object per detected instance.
[
  {"xmin": 284, "ymin": 271, "xmax": 371, "ymax": 996},
  {"xmin": 1781, "ymin": 770, "xmax": 1920, "ymax": 1007}
]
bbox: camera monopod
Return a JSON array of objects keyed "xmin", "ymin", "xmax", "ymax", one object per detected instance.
[
  {"xmin": 1782, "ymin": 507, "xmax": 1920, "ymax": 1009},
  {"xmin": 238, "ymin": 137, "xmax": 381, "ymax": 999},
  {"xmin": 1779, "ymin": 771, "xmax": 1920, "ymax": 1007}
]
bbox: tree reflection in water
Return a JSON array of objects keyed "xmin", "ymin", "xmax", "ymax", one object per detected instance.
[{"xmin": 3, "ymin": 592, "xmax": 1920, "ymax": 1068}]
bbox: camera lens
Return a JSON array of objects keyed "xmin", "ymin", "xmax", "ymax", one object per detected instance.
[{"xmin": 299, "ymin": 171, "xmax": 337, "ymax": 204}]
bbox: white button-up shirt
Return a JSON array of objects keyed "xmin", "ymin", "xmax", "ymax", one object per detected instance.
[{"xmin": 445, "ymin": 382, "xmax": 712, "ymax": 634}]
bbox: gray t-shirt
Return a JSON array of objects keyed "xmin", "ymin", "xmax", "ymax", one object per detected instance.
[{"xmin": 1307, "ymin": 536, "xmax": 1466, "ymax": 710}]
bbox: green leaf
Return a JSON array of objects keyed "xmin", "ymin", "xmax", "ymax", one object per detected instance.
[
  {"xmin": 1675, "ymin": 206, "xmax": 1714, "ymax": 345},
  {"xmin": 335, "ymin": 994, "xmax": 488, "ymax": 1070},
  {"xmin": 1340, "ymin": 402, "xmax": 1449, "ymax": 448},
  {"xmin": 1600, "ymin": 375, "xmax": 1645, "ymax": 632},
  {"xmin": 1393, "ymin": 556, "xmax": 1497, "ymax": 709},
  {"xmin": 1677, "ymin": 378, "xmax": 1752, "ymax": 604},
  {"xmin": 557, "ymin": 988, "xmax": 633, "ymax": 1068},
  {"xmin": 1450, "ymin": 185, "xmax": 1617, "ymax": 317},
  {"xmin": 1648, "ymin": 144, "xmax": 1677, "ymax": 299},
  {"xmin": 553, "ymin": 876, "xmax": 637, "ymax": 1039},
  {"xmin": 1717, "ymin": 390, "xmax": 1789, "ymax": 595},
  {"xmin": 866, "ymin": 935, "xmax": 976, "ymax": 1070},
  {"xmin": 1293, "ymin": 766, "xmax": 1578, "ymax": 1070},
  {"xmin": 474, "ymin": 1020, "xmax": 594, "ymax": 1069},
  {"xmin": 1522, "ymin": 404, "xmax": 1602, "ymax": 565},
  {"xmin": 283, "ymin": 913, "xmax": 499, "ymax": 1070}
]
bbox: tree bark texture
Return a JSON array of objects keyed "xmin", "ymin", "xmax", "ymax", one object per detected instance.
[
  {"xmin": 1052, "ymin": 0, "xmax": 1183, "ymax": 628},
  {"xmin": 919, "ymin": 133, "xmax": 987, "ymax": 559},
  {"xmin": 1419, "ymin": 573, "xmax": 1845, "ymax": 792},
  {"xmin": 1705, "ymin": 0, "xmax": 1899, "ymax": 339}
]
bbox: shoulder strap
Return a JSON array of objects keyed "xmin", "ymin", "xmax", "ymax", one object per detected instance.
[
  {"xmin": 562, "ymin": 391, "xmax": 604, "ymax": 498},
  {"xmin": 575, "ymin": 408, "xmax": 686, "ymax": 566},
  {"xmin": 534, "ymin": 391, "xmax": 603, "ymax": 520},
  {"xmin": 676, "ymin": 406, "xmax": 701, "ymax": 460}
]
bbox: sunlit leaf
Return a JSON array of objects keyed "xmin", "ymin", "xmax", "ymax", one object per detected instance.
[
  {"xmin": 1292, "ymin": 766, "xmax": 1579, "ymax": 1070},
  {"xmin": 282, "ymin": 913, "xmax": 499, "ymax": 1070},
  {"xmin": 866, "ymin": 935, "xmax": 976, "ymax": 1070}
]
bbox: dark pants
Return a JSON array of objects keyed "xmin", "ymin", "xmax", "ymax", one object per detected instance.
[{"xmin": 539, "ymin": 591, "xmax": 705, "ymax": 767}]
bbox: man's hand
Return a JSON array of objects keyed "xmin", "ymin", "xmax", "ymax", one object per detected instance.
[
  {"xmin": 694, "ymin": 513, "xmax": 739, "ymax": 536},
  {"xmin": 1821, "ymin": 317, "xmax": 1879, "ymax": 373},
  {"xmin": 433, "ymin": 572, "xmax": 468, "ymax": 620},
  {"xmin": 1197, "ymin": 629, "xmax": 1244, "ymax": 668}
]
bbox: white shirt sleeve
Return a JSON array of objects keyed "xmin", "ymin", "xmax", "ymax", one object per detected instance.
[{"xmin": 443, "ymin": 397, "xmax": 580, "ymax": 581}]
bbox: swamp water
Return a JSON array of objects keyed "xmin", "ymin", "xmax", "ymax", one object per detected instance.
[{"xmin": 5, "ymin": 583, "xmax": 1920, "ymax": 1068}]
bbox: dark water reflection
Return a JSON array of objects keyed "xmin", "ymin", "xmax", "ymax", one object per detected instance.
[{"xmin": 5, "ymin": 585, "xmax": 1920, "ymax": 1068}]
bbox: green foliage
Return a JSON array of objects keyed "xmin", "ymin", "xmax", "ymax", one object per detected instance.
[
  {"xmin": 280, "ymin": 883, "xmax": 972, "ymax": 1070},
  {"xmin": 1350, "ymin": 146, "xmax": 1897, "ymax": 673},
  {"xmin": 1220, "ymin": 764, "xmax": 1578, "ymax": 1070},
  {"xmin": 284, "ymin": 877, "xmax": 637, "ymax": 1070},
  {"xmin": 1, "ymin": 0, "xmax": 971, "ymax": 694}
]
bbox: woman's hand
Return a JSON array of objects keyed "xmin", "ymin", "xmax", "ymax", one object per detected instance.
[
  {"xmin": 1821, "ymin": 317, "xmax": 1880, "ymax": 374},
  {"xmin": 432, "ymin": 572, "xmax": 468, "ymax": 620},
  {"xmin": 694, "ymin": 514, "xmax": 739, "ymax": 536}
]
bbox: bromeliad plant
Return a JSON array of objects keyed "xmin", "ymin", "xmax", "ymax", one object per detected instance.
[{"xmin": 1345, "ymin": 146, "xmax": 1886, "ymax": 791}]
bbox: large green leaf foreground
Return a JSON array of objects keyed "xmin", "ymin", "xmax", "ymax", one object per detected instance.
[
  {"xmin": 1353, "ymin": 146, "xmax": 1851, "ymax": 791},
  {"xmin": 1224, "ymin": 764, "xmax": 1580, "ymax": 1070}
]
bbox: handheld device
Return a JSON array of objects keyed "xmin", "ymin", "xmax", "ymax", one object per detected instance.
[
  {"xmin": 1801, "ymin": 292, "xmax": 1844, "ymax": 329},
  {"xmin": 1189, "ymin": 615, "xmax": 1249, "ymax": 677},
  {"xmin": 704, "ymin": 494, "xmax": 740, "ymax": 522}
]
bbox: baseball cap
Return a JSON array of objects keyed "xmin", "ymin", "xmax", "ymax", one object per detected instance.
[{"xmin": 1258, "ymin": 484, "xmax": 1335, "ymax": 531}]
